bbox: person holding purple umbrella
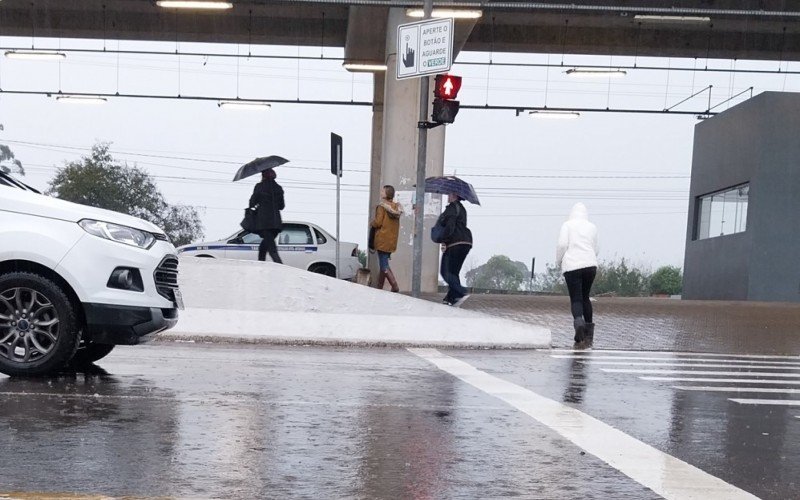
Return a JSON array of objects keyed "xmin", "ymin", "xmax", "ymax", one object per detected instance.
[{"xmin": 435, "ymin": 192, "xmax": 473, "ymax": 307}]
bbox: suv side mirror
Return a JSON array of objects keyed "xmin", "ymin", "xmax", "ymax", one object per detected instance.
[{"xmin": 229, "ymin": 237, "xmax": 244, "ymax": 244}]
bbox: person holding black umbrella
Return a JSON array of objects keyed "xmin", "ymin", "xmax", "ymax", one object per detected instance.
[
  {"xmin": 249, "ymin": 168, "xmax": 285, "ymax": 263},
  {"xmin": 435, "ymin": 193, "xmax": 473, "ymax": 307}
]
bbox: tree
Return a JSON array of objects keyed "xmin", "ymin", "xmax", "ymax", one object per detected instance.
[
  {"xmin": 592, "ymin": 258, "xmax": 650, "ymax": 297},
  {"xmin": 466, "ymin": 255, "xmax": 527, "ymax": 291},
  {"xmin": 357, "ymin": 249, "xmax": 367, "ymax": 268},
  {"xmin": 535, "ymin": 258, "xmax": 650, "ymax": 297},
  {"xmin": 533, "ymin": 263, "xmax": 568, "ymax": 294},
  {"xmin": 650, "ymin": 265, "xmax": 683, "ymax": 296},
  {"xmin": 47, "ymin": 143, "xmax": 204, "ymax": 246},
  {"xmin": 0, "ymin": 124, "xmax": 24, "ymax": 175}
]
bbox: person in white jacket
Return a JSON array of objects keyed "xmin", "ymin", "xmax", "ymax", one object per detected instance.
[{"xmin": 556, "ymin": 202, "xmax": 599, "ymax": 346}]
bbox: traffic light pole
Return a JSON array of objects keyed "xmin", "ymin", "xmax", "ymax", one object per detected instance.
[{"xmin": 411, "ymin": 0, "xmax": 433, "ymax": 298}]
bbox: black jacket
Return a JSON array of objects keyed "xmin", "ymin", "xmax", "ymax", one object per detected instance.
[
  {"xmin": 437, "ymin": 200, "xmax": 473, "ymax": 247},
  {"xmin": 249, "ymin": 179, "xmax": 285, "ymax": 231}
]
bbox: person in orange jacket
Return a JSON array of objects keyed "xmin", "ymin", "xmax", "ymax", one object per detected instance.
[{"xmin": 370, "ymin": 185, "xmax": 403, "ymax": 292}]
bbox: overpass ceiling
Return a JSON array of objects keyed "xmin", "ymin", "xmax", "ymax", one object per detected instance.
[{"xmin": 1, "ymin": 1, "xmax": 799, "ymax": 61}]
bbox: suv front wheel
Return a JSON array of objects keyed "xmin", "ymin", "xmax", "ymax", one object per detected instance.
[{"xmin": 0, "ymin": 272, "xmax": 81, "ymax": 377}]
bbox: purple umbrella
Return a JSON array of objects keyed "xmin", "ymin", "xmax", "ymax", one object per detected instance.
[{"xmin": 424, "ymin": 176, "xmax": 481, "ymax": 205}]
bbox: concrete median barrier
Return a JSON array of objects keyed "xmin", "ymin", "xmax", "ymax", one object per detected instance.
[{"xmin": 167, "ymin": 258, "xmax": 551, "ymax": 348}]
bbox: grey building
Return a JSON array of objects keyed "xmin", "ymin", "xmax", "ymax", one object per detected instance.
[{"xmin": 683, "ymin": 91, "xmax": 800, "ymax": 302}]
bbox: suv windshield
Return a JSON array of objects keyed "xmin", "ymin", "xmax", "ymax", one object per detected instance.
[{"xmin": 0, "ymin": 171, "xmax": 41, "ymax": 193}]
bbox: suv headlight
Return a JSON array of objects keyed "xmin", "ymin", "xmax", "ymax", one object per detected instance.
[{"xmin": 79, "ymin": 219, "xmax": 156, "ymax": 249}]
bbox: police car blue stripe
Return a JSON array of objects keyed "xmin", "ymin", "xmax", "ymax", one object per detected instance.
[{"xmin": 180, "ymin": 245, "xmax": 318, "ymax": 253}]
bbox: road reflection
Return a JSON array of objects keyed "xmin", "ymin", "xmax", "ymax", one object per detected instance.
[
  {"xmin": 0, "ymin": 365, "xmax": 180, "ymax": 497},
  {"xmin": 562, "ymin": 356, "xmax": 587, "ymax": 404}
]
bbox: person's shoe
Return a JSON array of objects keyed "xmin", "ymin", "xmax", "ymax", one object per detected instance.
[
  {"xmin": 573, "ymin": 317, "xmax": 586, "ymax": 343},
  {"xmin": 452, "ymin": 294, "xmax": 471, "ymax": 308},
  {"xmin": 585, "ymin": 323, "xmax": 595, "ymax": 346},
  {"xmin": 574, "ymin": 339, "xmax": 591, "ymax": 350}
]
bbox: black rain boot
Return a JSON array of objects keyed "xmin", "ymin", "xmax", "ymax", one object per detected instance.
[
  {"xmin": 573, "ymin": 317, "xmax": 586, "ymax": 344},
  {"xmin": 584, "ymin": 323, "xmax": 595, "ymax": 347}
]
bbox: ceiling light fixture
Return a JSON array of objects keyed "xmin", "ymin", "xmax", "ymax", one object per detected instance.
[
  {"xmin": 566, "ymin": 68, "xmax": 628, "ymax": 78},
  {"xmin": 528, "ymin": 110, "xmax": 580, "ymax": 120},
  {"xmin": 218, "ymin": 100, "xmax": 272, "ymax": 110},
  {"xmin": 342, "ymin": 62, "xmax": 388, "ymax": 73},
  {"xmin": 5, "ymin": 50, "xmax": 67, "ymax": 60},
  {"xmin": 406, "ymin": 9, "xmax": 483, "ymax": 19},
  {"xmin": 155, "ymin": 1, "xmax": 234, "ymax": 9},
  {"xmin": 634, "ymin": 15, "xmax": 711, "ymax": 23},
  {"xmin": 55, "ymin": 95, "xmax": 108, "ymax": 104}
]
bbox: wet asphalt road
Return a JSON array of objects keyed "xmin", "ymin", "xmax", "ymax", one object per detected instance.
[{"xmin": 1, "ymin": 343, "xmax": 798, "ymax": 499}]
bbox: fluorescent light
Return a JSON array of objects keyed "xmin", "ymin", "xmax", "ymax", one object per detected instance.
[
  {"xmin": 566, "ymin": 68, "xmax": 627, "ymax": 78},
  {"xmin": 5, "ymin": 50, "xmax": 67, "ymax": 60},
  {"xmin": 528, "ymin": 110, "xmax": 580, "ymax": 120},
  {"xmin": 156, "ymin": 1, "xmax": 233, "ymax": 9},
  {"xmin": 55, "ymin": 95, "xmax": 108, "ymax": 104},
  {"xmin": 218, "ymin": 100, "xmax": 271, "ymax": 110},
  {"xmin": 634, "ymin": 15, "xmax": 711, "ymax": 23},
  {"xmin": 406, "ymin": 9, "xmax": 483, "ymax": 19},
  {"xmin": 342, "ymin": 62, "xmax": 388, "ymax": 72}
]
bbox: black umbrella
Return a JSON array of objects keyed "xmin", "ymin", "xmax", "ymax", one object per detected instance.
[
  {"xmin": 424, "ymin": 176, "xmax": 481, "ymax": 205},
  {"xmin": 232, "ymin": 155, "xmax": 289, "ymax": 182}
]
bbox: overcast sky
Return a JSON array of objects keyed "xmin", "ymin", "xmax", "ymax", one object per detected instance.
[{"xmin": 0, "ymin": 35, "xmax": 797, "ymax": 273}]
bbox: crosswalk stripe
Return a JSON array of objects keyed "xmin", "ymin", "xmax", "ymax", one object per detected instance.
[
  {"xmin": 729, "ymin": 398, "xmax": 800, "ymax": 406},
  {"xmin": 552, "ymin": 355, "xmax": 800, "ymax": 366},
  {"xmin": 584, "ymin": 361, "xmax": 800, "ymax": 370},
  {"xmin": 410, "ymin": 348, "xmax": 758, "ymax": 500},
  {"xmin": 641, "ymin": 377, "xmax": 800, "ymax": 385},
  {"xmin": 548, "ymin": 349, "xmax": 800, "ymax": 360},
  {"xmin": 673, "ymin": 386, "xmax": 800, "ymax": 394},
  {"xmin": 603, "ymin": 368, "xmax": 800, "ymax": 378}
]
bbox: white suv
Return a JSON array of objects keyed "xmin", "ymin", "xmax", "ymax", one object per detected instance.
[{"xmin": 0, "ymin": 172, "xmax": 182, "ymax": 376}]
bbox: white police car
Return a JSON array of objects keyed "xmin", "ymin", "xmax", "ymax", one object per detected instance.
[{"xmin": 177, "ymin": 222, "xmax": 361, "ymax": 280}]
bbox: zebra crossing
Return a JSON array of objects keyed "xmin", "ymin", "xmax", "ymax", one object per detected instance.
[{"xmin": 548, "ymin": 348, "xmax": 800, "ymax": 418}]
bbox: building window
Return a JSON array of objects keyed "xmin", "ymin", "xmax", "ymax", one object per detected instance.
[{"xmin": 695, "ymin": 183, "xmax": 749, "ymax": 240}]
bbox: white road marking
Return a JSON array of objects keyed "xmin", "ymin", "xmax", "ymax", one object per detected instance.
[
  {"xmin": 585, "ymin": 361, "xmax": 800, "ymax": 370},
  {"xmin": 642, "ymin": 377, "xmax": 800, "ymax": 385},
  {"xmin": 547, "ymin": 349, "xmax": 800, "ymax": 360},
  {"xmin": 409, "ymin": 348, "xmax": 758, "ymax": 500},
  {"xmin": 604, "ymin": 368, "xmax": 800, "ymax": 378},
  {"xmin": 729, "ymin": 398, "xmax": 800, "ymax": 407},
  {"xmin": 552, "ymin": 355, "xmax": 800, "ymax": 366},
  {"xmin": 673, "ymin": 386, "xmax": 800, "ymax": 394}
]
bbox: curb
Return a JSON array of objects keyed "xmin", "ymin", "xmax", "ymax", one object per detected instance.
[{"xmin": 157, "ymin": 333, "xmax": 547, "ymax": 350}]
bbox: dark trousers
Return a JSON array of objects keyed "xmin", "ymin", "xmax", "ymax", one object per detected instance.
[
  {"xmin": 258, "ymin": 229, "xmax": 282, "ymax": 264},
  {"xmin": 441, "ymin": 245, "xmax": 471, "ymax": 302},
  {"xmin": 564, "ymin": 266, "xmax": 597, "ymax": 322}
]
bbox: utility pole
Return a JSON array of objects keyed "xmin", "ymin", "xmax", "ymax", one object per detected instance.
[{"xmin": 411, "ymin": 0, "xmax": 433, "ymax": 298}]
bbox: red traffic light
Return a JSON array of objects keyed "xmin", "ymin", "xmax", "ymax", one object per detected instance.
[{"xmin": 434, "ymin": 74, "xmax": 462, "ymax": 99}]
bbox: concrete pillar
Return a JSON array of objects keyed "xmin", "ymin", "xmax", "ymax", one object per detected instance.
[
  {"xmin": 371, "ymin": 7, "xmax": 446, "ymax": 293},
  {"xmin": 367, "ymin": 73, "xmax": 385, "ymax": 286}
]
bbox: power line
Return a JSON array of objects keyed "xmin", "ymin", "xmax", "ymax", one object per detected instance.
[{"xmin": 6, "ymin": 139, "xmax": 692, "ymax": 180}]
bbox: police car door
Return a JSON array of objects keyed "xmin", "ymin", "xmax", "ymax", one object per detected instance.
[
  {"xmin": 224, "ymin": 231, "xmax": 261, "ymax": 261},
  {"xmin": 277, "ymin": 223, "xmax": 317, "ymax": 269}
]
